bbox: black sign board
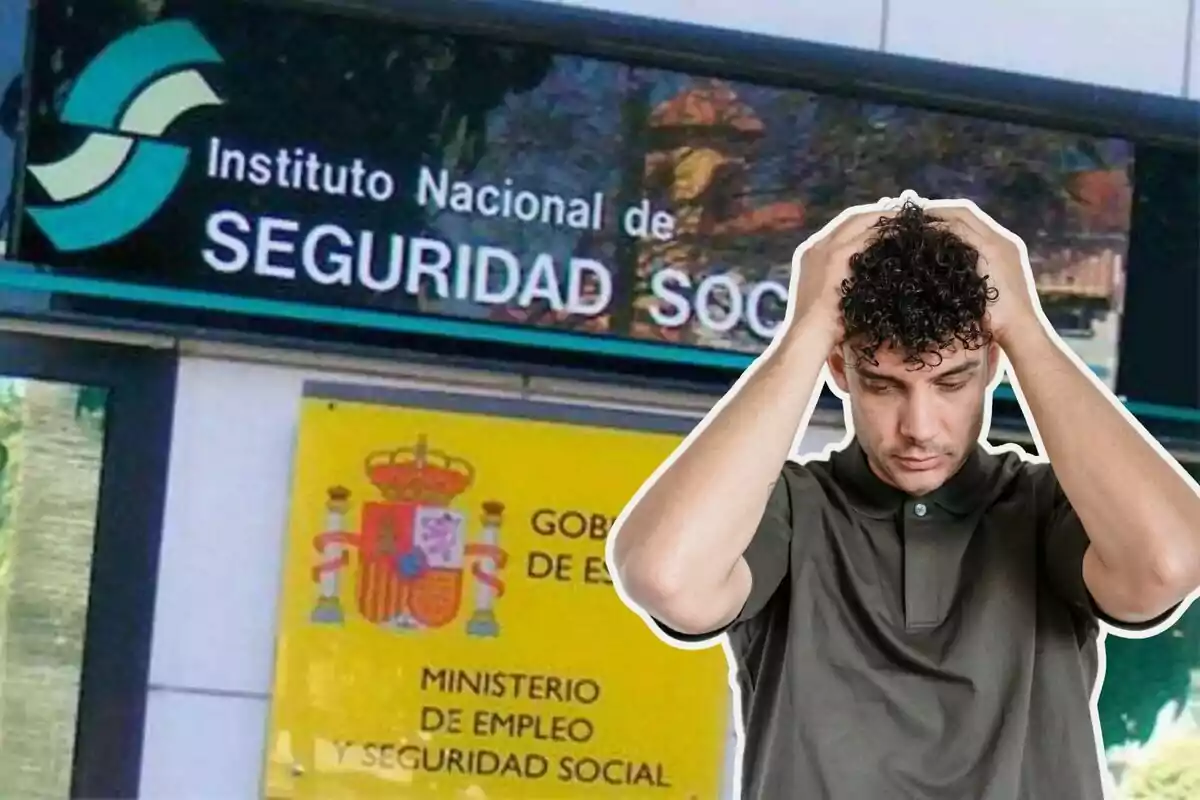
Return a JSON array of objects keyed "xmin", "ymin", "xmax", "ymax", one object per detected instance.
[{"xmin": 6, "ymin": 0, "xmax": 1150, "ymax": 380}]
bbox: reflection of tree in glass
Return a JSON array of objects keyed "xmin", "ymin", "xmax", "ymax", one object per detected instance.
[
  {"xmin": 608, "ymin": 73, "xmax": 655, "ymax": 337},
  {"xmin": 0, "ymin": 383, "xmax": 18, "ymax": 772},
  {"xmin": 429, "ymin": 56, "xmax": 628, "ymax": 332},
  {"xmin": 440, "ymin": 62, "xmax": 690, "ymax": 336},
  {"xmin": 445, "ymin": 62, "xmax": 831, "ymax": 337},
  {"xmin": 775, "ymin": 97, "xmax": 1135, "ymax": 324},
  {"xmin": 0, "ymin": 381, "xmax": 22, "ymax": 582},
  {"xmin": 1117, "ymin": 736, "xmax": 1200, "ymax": 800},
  {"xmin": 630, "ymin": 80, "xmax": 807, "ymax": 349},
  {"xmin": 619, "ymin": 78, "xmax": 1134, "ymax": 351}
]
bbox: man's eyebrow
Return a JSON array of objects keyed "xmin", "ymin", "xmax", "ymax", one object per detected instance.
[
  {"xmin": 854, "ymin": 365, "xmax": 897, "ymax": 382},
  {"xmin": 934, "ymin": 361, "xmax": 981, "ymax": 380},
  {"xmin": 855, "ymin": 360, "xmax": 981, "ymax": 382}
]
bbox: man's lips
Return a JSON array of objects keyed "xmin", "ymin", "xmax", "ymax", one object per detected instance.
[{"xmin": 895, "ymin": 454, "xmax": 942, "ymax": 470}]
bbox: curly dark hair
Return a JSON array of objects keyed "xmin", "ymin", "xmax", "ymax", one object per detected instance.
[{"xmin": 839, "ymin": 200, "xmax": 999, "ymax": 369}]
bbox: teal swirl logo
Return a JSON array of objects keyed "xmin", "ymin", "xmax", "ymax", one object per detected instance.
[{"xmin": 25, "ymin": 20, "xmax": 224, "ymax": 252}]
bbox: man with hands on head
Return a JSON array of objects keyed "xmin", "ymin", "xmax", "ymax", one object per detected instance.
[{"xmin": 610, "ymin": 192, "xmax": 1200, "ymax": 800}]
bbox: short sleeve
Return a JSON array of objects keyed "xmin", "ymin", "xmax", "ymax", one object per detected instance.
[
  {"xmin": 1040, "ymin": 471, "xmax": 1097, "ymax": 621},
  {"xmin": 1039, "ymin": 464, "xmax": 1179, "ymax": 633},
  {"xmin": 732, "ymin": 470, "xmax": 795, "ymax": 625},
  {"xmin": 653, "ymin": 464, "xmax": 796, "ymax": 642}
]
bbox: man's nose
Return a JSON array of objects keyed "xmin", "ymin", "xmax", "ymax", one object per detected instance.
[{"xmin": 899, "ymin": 397, "xmax": 939, "ymax": 444}]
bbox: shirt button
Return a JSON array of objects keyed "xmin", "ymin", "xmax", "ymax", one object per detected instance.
[{"xmin": 913, "ymin": 503, "xmax": 928, "ymax": 517}]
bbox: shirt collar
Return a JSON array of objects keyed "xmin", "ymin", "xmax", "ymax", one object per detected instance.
[{"xmin": 831, "ymin": 438, "xmax": 995, "ymax": 519}]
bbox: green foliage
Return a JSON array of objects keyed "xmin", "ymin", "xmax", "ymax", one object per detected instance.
[
  {"xmin": 1119, "ymin": 738, "xmax": 1200, "ymax": 800},
  {"xmin": 0, "ymin": 380, "xmax": 25, "ymax": 582}
]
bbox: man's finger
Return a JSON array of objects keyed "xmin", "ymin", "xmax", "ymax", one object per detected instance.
[
  {"xmin": 818, "ymin": 193, "xmax": 905, "ymax": 234},
  {"xmin": 931, "ymin": 197, "xmax": 1002, "ymax": 230},
  {"xmin": 926, "ymin": 200, "xmax": 1011, "ymax": 242},
  {"xmin": 928, "ymin": 204, "xmax": 1031, "ymax": 276},
  {"xmin": 930, "ymin": 209, "xmax": 979, "ymax": 239},
  {"xmin": 792, "ymin": 205, "xmax": 893, "ymax": 269},
  {"xmin": 925, "ymin": 203, "xmax": 976, "ymax": 226},
  {"xmin": 827, "ymin": 207, "xmax": 895, "ymax": 247},
  {"xmin": 926, "ymin": 205, "xmax": 991, "ymax": 245}
]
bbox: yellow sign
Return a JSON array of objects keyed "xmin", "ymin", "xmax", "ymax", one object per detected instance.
[{"xmin": 263, "ymin": 385, "xmax": 731, "ymax": 799}]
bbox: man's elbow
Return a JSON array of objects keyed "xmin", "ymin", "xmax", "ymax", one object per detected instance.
[
  {"xmin": 612, "ymin": 523, "xmax": 687, "ymax": 596},
  {"xmin": 1088, "ymin": 544, "xmax": 1200, "ymax": 623},
  {"xmin": 629, "ymin": 582, "xmax": 734, "ymax": 637},
  {"xmin": 1140, "ymin": 533, "xmax": 1200, "ymax": 610},
  {"xmin": 614, "ymin": 549, "xmax": 684, "ymax": 613},
  {"xmin": 614, "ymin": 550, "xmax": 741, "ymax": 636}
]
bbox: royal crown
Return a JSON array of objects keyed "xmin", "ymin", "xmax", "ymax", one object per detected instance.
[{"xmin": 365, "ymin": 435, "xmax": 474, "ymax": 505}]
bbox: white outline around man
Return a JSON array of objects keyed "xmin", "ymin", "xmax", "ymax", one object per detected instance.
[{"xmin": 607, "ymin": 190, "xmax": 1200, "ymax": 799}]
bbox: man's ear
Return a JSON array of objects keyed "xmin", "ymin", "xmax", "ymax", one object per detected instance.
[
  {"xmin": 985, "ymin": 341, "xmax": 1001, "ymax": 386},
  {"xmin": 828, "ymin": 344, "xmax": 851, "ymax": 394}
]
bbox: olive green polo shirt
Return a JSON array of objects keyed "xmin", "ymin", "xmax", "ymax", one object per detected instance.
[{"xmin": 657, "ymin": 440, "xmax": 1172, "ymax": 800}]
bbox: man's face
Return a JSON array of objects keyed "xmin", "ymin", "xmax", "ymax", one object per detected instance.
[{"xmin": 829, "ymin": 341, "xmax": 999, "ymax": 496}]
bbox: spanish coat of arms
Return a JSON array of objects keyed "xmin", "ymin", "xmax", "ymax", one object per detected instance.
[{"xmin": 309, "ymin": 436, "xmax": 508, "ymax": 637}]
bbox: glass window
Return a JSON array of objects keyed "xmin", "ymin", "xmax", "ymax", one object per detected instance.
[{"xmin": 0, "ymin": 376, "xmax": 108, "ymax": 800}]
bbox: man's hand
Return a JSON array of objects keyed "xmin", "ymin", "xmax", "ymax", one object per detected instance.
[
  {"xmin": 785, "ymin": 203, "xmax": 897, "ymax": 346},
  {"xmin": 923, "ymin": 196, "xmax": 1200, "ymax": 624},
  {"xmin": 924, "ymin": 200, "xmax": 1042, "ymax": 345}
]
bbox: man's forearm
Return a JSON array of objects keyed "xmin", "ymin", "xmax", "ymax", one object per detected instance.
[
  {"xmin": 612, "ymin": 318, "xmax": 833, "ymax": 615},
  {"xmin": 1003, "ymin": 322, "xmax": 1200, "ymax": 610}
]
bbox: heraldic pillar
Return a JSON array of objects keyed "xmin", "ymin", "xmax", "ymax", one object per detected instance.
[
  {"xmin": 311, "ymin": 486, "xmax": 352, "ymax": 624},
  {"xmin": 467, "ymin": 500, "xmax": 505, "ymax": 638}
]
